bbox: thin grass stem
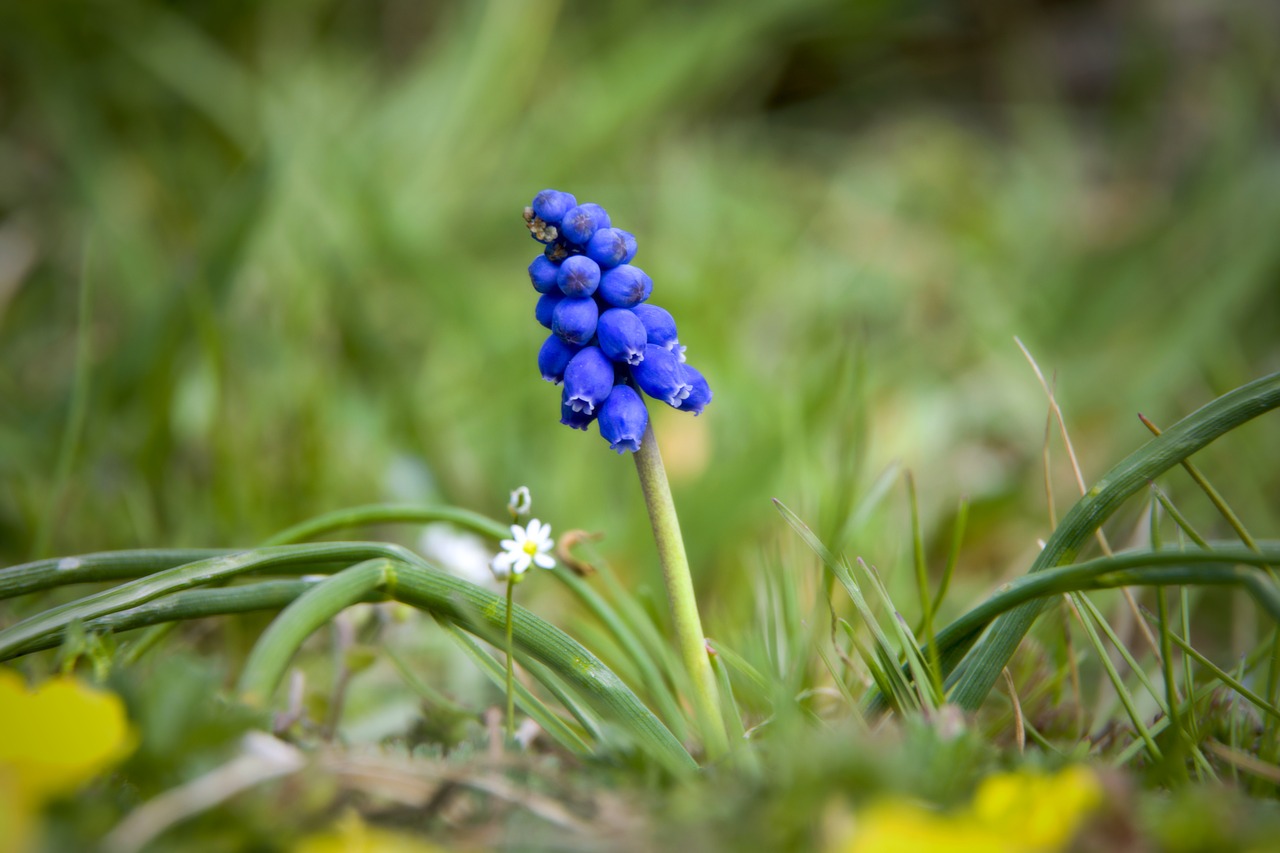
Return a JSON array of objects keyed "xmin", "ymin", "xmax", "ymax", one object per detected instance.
[{"xmin": 949, "ymin": 371, "xmax": 1280, "ymax": 710}]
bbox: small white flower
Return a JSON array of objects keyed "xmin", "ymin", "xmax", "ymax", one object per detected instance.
[
  {"xmin": 490, "ymin": 519, "xmax": 555, "ymax": 580},
  {"xmin": 508, "ymin": 485, "xmax": 532, "ymax": 517}
]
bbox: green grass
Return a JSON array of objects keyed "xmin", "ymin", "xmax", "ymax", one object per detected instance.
[{"xmin": 3, "ymin": 1, "xmax": 1280, "ymax": 850}]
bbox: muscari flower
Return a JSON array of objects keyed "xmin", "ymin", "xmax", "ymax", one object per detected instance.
[
  {"xmin": 557, "ymin": 254, "xmax": 600, "ymax": 298},
  {"xmin": 559, "ymin": 203, "xmax": 611, "ymax": 245},
  {"xmin": 551, "ymin": 296, "xmax": 598, "ymax": 345},
  {"xmin": 598, "ymin": 385, "xmax": 648, "ymax": 453},
  {"xmin": 563, "ymin": 346, "xmax": 614, "ymax": 415},
  {"xmin": 559, "ymin": 394, "xmax": 597, "ymax": 430},
  {"xmin": 538, "ymin": 334, "xmax": 580, "ymax": 384},
  {"xmin": 522, "ymin": 189, "xmax": 712, "ymax": 452},
  {"xmin": 598, "ymin": 264, "xmax": 653, "ymax": 308},
  {"xmin": 490, "ymin": 519, "xmax": 555, "ymax": 580},
  {"xmin": 535, "ymin": 292, "xmax": 561, "ymax": 329},
  {"xmin": 527, "ymin": 256, "xmax": 560, "ymax": 294},
  {"xmin": 631, "ymin": 303, "xmax": 686, "ymax": 361},
  {"xmin": 531, "ymin": 189, "xmax": 577, "ymax": 225},
  {"xmin": 596, "ymin": 308, "xmax": 647, "ymax": 366},
  {"xmin": 680, "ymin": 364, "xmax": 713, "ymax": 415},
  {"xmin": 631, "ymin": 344, "xmax": 692, "ymax": 408},
  {"xmin": 586, "ymin": 228, "xmax": 637, "ymax": 268}
]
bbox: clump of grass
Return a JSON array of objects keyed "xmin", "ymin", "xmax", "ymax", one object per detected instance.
[{"xmin": 3, "ymin": 366, "xmax": 1279, "ymax": 849}]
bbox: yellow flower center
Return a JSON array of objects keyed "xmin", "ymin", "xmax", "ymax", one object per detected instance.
[{"xmin": 523, "ymin": 541, "xmax": 539, "ymax": 556}]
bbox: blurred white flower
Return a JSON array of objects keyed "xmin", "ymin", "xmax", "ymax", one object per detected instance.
[
  {"xmin": 490, "ymin": 519, "xmax": 555, "ymax": 580},
  {"xmin": 508, "ymin": 485, "xmax": 532, "ymax": 517},
  {"xmin": 418, "ymin": 524, "xmax": 495, "ymax": 587}
]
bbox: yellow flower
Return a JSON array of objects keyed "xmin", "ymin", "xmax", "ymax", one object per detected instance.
[
  {"xmin": 838, "ymin": 765, "xmax": 1103, "ymax": 853},
  {"xmin": 971, "ymin": 765, "xmax": 1103, "ymax": 850},
  {"xmin": 294, "ymin": 811, "xmax": 447, "ymax": 853},
  {"xmin": 0, "ymin": 668, "xmax": 136, "ymax": 802},
  {"xmin": 0, "ymin": 668, "xmax": 136, "ymax": 853},
  {"xmin": 844, "ymin": 800, "xmax": 1013, "ymax": 853}
]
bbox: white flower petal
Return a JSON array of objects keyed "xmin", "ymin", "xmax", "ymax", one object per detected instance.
[
  {"xmin": 490, "ymin": 553, "xmax": 516, "ymax": 580},
  {"xmin": 491, "ymin": 519, "xmax": 557, "ymax": 581}
]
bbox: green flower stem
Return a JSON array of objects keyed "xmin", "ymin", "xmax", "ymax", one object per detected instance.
[
  {"xmin": 633, "ymin": 424, "xmax": 727, "ymax": 759},
  {"xmin": 505, "ymin": 574, "xmax": 517, "ymax": 741},
  {"xmin": 947, "ymin": 372, "xmax": 1280, "ymax": 711}
]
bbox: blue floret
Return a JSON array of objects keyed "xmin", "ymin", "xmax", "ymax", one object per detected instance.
[
  {"xmin": 538, "ymin": 334, "xmax": 581, "ymax": 384},
  {"xmin": 586, "ymin": 228, "xmax": 638, "ymax": 269},
  {"xmin": 557, "ymin": 255, "xmax": 601, "ymax": 298},
  {"xmin": 531, "ymin": 189, "xmax": 577, "ymax": 225},
  {"xmin": 560, "ymin": 203, "xmax": 611, "ymax": 245},
  {"xmin": 560, "ymin": 392, "xmax": 597, "ymax": 430},
  {"xmin": 563, "ymin": 347, "xmax": 615, "ymax": 416},
  {"xmin": 551, "ymin": 296, "xmax": 598, "ymax": 345},
  {"xmin": 630, "ymin": 304, "xmax": 678, "ymax": 348},
  {"xmin": 680, "ymin": 364, "xmax": 713, "ymax": 415},
  {"xmin": 598, "ymin": 265, "xmax": 653, "ymax": 308},
  {"xmin": 535, "ymin": 290, "xmax": 565, "ymax": 326},
  {"xmin": 528, "ymin": 255, "xmax": 560, "ymax": 294},
  {"xmin": 535, "ymin": 291, "xmax": 563, "ymax": 329},
  {"xmin": 596, "ymin": 308, "xmax": 647, "ymax": 366},
  {"xmin": 630, "ymin": 344, "xmax": 692, "ymax": 408},
  {"xmin": 598, "ymin": 384, "xmax": 648, "ymax": 453}
]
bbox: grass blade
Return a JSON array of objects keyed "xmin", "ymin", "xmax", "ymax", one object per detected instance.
[
  {"xmin": 237, "ymin": 560, "xmax": 391, "ymax": 702},
  {"xmin": 259, "ymin": 503, "xmax": 509, "ymax": 546},
  {"xmin": 0, "ymin": 542, "xmax": 411, "ymax": 658},
  {"xmin": 386, "ymin": 560, "xmax": 697, "ymax": 775},
  {"xmin": 6, "ymin": 580, "xmax": 329, "ymax": 658},
  {"xmin": 438, "ymin": 620, "xmax": 594, "ymax": 756},
  {"xmin": 1, "ymin": 549, "xmax": 234, "ymax": 600},
  {"xmin": 950, "ymin": 372, "xmax": 1280, "ymax": 710}
]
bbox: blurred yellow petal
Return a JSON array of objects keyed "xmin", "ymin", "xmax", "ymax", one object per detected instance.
[
  {"xmin": 971, "ymin": 766, "xmax": 1103, "ymax": 851},
  {"xmin": 294, "ymin": 811, "xmax": 446, "ymax": 853},
  {"xmin": 0, "ymin": 668, "xmax": 136, "ymax": 803},
  {"xmin": 0, "ymin": 773, "xmax": 40, "ymax": 853},
  {"xmin": 840, "ymin": 800, "xmax": 1014, "ymax": 853},
  {"xmin": 838, "ymin": 766, "xmax": 1102, "ymax": 853}
]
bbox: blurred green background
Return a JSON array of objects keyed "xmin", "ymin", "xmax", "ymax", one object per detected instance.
[{"xmin": 2, "ymin": 0, "xmax": 1278, "ymax": 629}]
